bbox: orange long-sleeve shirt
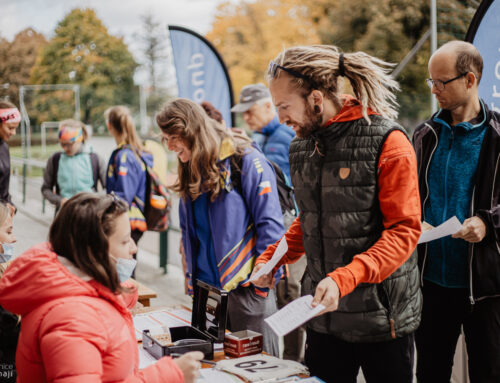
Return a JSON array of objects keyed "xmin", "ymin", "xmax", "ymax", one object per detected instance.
[{"xmin": 255, "ymin": 100, "xmax": 421, "ymax": 298}]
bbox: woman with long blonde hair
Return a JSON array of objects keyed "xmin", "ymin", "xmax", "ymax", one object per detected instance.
[
  {"xmin": 156, "ymin": 98, "xmax": 285, "ymax": 356},
  {"xmin": 105, "ymin": 106, "xmax": 152, "ymax": 260}
]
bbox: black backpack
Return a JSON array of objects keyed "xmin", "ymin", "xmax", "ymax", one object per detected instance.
[{"xmin": 230, "ymin": 155, "xmax": 297, "ymax": 228}]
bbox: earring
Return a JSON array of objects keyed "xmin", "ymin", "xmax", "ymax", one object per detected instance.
[{"xmin": 314, "ymin": 105, "xmax": 321, "ymax": 114}]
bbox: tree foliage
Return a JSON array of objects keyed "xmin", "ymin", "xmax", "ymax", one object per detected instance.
[
  {"xmin": 30, "ymin": 8, "xmax": 138, "ymax": 126},
  {"xmin": 0, "ymin": 28, "xmax": 47, "ymax": 106},
  {"xmin": 137, "ymin": 13, "xmax": 168, "ymax": 91},
  {"xmin": 206, "ymin": 0, "xmax": 321, "ymax": 98},
  {"xmin": 317, "ymin": 0, "xmax": 432, "ymax": 124}
]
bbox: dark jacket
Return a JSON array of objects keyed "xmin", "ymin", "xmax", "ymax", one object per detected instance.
[
  {"xmin": 0, "ymin": 140, "xmax": 12, "ymax": 205},
  {"xmin": 290, "ymin": 115, "xmax": 421, "ymax": 342},
  {"xmin": 413, "ymin": 102, "xmax": 500, "ymax": 303}
]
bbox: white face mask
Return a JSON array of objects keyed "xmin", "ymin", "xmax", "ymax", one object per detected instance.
[
  {"xmin": 112, "ymin": 256, "xmax": 137, "ymax": 282},
  {"xmin": 0, "ymin": 243, "xmax": 14, "ymax": 262}
]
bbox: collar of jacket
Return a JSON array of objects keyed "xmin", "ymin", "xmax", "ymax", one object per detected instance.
[
  {"xmin": 323, "ymin": 94, "xmax": 379, "ymax": 126},
  {"xmin": 218, "ymin": 137, "xmax": 236, "ymax": 161},
  {"xmin": 433, "ymin": 99, "xmax": 487, "ymax": 132},
  {"xmin": 261, "ymin": 116, "xmax": 280, "ymax": 136}
]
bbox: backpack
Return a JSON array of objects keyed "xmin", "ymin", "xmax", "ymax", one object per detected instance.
[
  {"xmin": 112, "ymin": 146, "xmax": 172, "ymax": 232},
  {"xmin": 52, "ymin": 151, "xmax": 100, "ymax": 194},
  {"xmin": 230, "ymin": 154, "xmax": 297, "ymax": 229}
]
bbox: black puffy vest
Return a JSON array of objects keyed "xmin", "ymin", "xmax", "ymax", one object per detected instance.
[{"xmin": 289, "ymin": 115, "xmax": 422, "ymax": 342}]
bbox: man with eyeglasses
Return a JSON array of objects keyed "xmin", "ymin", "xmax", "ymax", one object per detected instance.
[{"xmin": 413, "ymin": 40, "xmax": 500, "ymax": 382}]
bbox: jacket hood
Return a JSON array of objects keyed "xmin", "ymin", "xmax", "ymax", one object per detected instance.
[{"xmin": 0, "ymin": 243, "xmax": 122, "ymax": 316}]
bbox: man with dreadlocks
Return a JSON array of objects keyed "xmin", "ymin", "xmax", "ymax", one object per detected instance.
[{"xmin": 251, "ymin": 45, "xmax": 422, "ymax": 382}]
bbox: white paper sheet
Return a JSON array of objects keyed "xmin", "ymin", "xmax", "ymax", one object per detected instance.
[
  {"xmin": 133, "ymin": 308, "xmax": 191, "ymax": 341},
  {"xmin": 265, "ymin": 295, "xmax": 324, "ymax": 337},
  {"xmin": 138, "ymin": 344, "xmax": 158, "ymax": 369},
  {"xmin": 196, "ymin": 368, "xmax": 243, "ymax": 383},
  {"xmin": 418, "ymin": 216, "xmax": 462, "ymax": 244},
  {"xmin": 249, "ymin": 237, "xmax": 288, "ymax": 283}
]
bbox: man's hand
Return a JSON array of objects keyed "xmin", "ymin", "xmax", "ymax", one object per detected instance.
[
  {"xmin": 421, "ymin": 221, "xmax": 434, "ymax": 232},
  {"xmin": 249, "ymin": 263, "xmax": 275, "ymax": 289},
  {"xmin": 452, "ymin": 216, "xmax": 486, "ymax": 243},
  {"xmin": 312, "ymin": 277, "xmax": 340, "ymax": 315}
]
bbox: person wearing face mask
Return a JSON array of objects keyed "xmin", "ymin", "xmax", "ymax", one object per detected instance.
[
  {"xmin": 41, "ymin": 119, "xmax": 107, "ymax": 212},
  {"xmin": 0, "ymin": 100, "xmax": 21, "ymax": 215},
  {"xmin": 0, "ymin": 193, "xmax": 203, "ymax": 383},
  {"xmin": 0, "ymin": 201, "xmax": 18, "ymax": 382}
]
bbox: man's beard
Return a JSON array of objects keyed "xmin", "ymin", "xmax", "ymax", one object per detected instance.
[{"xmin": 292, "ymin": 102, "xmax": 323, "ymax": 139}]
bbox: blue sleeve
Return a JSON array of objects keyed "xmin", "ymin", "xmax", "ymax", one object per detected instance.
[
  {"xmin": 106, "ymin": 149, "xmax": 142, "ymax": 205},
  {"xmin": 239, "ymin": 149, "xmax": 285, "ymax": 256}
]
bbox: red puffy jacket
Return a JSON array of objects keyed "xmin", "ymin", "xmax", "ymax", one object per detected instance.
[{"xmin": 0, "ymin": 243, "xmax": 184, "ymax": 383}]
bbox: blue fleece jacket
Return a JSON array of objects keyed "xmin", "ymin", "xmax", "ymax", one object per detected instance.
[
  {"xmin": 424, "ymin": 101, "xmax": 488, "ymax": 287},
  {"xmin": 252, "ymin": 117, "xmax": 295, "ymax": 180}
]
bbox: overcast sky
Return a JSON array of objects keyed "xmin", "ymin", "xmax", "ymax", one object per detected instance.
[{"xmin": 0, "ymin": 0, "xmax": 227, "ymax": 41}]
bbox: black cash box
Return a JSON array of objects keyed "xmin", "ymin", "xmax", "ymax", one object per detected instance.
[{"xmin": 142, "ymin": 280, "xmax": 228, "ymax": 360}]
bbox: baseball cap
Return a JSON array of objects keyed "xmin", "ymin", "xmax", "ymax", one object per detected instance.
[{"xmin": 230, "ymin": 83, "xmax": 271, "ymax": 113}]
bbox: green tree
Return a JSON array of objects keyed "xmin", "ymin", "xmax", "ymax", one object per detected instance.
[
  {"xmin": 317, "ymin": 0, "xmax": 432, "ymax": 126},
  {"xmin": 206, "ymin": 0, "xmax": 320, "ymax": 100},
  {"xmin": 30, "ymin": 8, "xmax": 138, "ymax": 126},
  {"xmin": 0, "ymin": 28, "xmax": 47, "ymax": 106}
]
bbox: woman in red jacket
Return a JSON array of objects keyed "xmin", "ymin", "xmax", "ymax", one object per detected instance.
[{"xmin": 0, "ymin": 193, "xmax": 202, "ymax": 383}]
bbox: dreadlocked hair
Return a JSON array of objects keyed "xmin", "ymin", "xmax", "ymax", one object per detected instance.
[{"xmin": 267, "ymin": 45, "xmax": 400, "ymax": 122}]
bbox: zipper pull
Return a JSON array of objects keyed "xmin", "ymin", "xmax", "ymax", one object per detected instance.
[{"xmin": 389, "ymin": 318, "xmax": 396, "ymax": 339}]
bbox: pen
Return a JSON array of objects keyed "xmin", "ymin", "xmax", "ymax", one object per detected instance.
[{"xmin": 170, "ymin": 352, "xmax": 217, "ymax": 365}]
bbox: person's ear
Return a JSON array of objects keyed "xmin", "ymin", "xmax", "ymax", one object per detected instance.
[
  {"xmin": 466, "ymin": 72, "xmax": 477, "ymax": 88},
  {"xmin": 308, "ymin": 90, "xmax": 324, "ymax": 114}
]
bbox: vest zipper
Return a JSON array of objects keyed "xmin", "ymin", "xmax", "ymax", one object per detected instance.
[
  {"xmin": 315, "ymin": 138, "xmax": 328, "ymax": 326},
  {"xmin": 420, "ymin": 124, "xmax": 439, "ymax": 286}
]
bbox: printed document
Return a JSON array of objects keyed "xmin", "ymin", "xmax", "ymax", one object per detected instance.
[
  {"xmin": 265, "ymin": 295, "xmax": 325, "ymax": 337},
  {"xmin": 418, "ymin": 216, "xmax": 462, "ymax": 244},
  {"xmin": 249, "ymin": 237, "xmax": 288, "ymax": 283}
]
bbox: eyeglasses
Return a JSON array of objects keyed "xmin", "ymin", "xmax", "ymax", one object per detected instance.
[
  {"xmin": 425, "ymin": 73, "xmax": 467, "ymax": 91},
  {"xmin": 267, "ymin": 60, "xmax": 317, "ymax": 89}
]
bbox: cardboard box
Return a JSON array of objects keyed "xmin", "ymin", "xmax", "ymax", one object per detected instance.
[
  {"xmin": 142, "ymin": 280, "xmax": 228, "ymax": 360},
  {"xmin": 224, "ymin": 330, "xmax": 263, "ymax": 357}
]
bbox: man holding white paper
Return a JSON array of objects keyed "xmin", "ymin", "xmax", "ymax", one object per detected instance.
[
  {"xmin": 413, "ymin": 41, "xmax": 500, "ymax": 382},
  {"xmin": 251, "ymin": 45, "xmax": 422, "ymax": 383}
]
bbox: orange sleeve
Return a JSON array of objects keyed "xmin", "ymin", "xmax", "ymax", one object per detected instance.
[
  {"xmin": 255, "ymin": 216, "xmax": 305, "ymax": 272},
  {"xmin": 329, "ymin": 130, "xmax": 422, "ymax": 297}
]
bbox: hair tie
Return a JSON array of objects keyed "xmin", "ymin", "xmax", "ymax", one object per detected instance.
[{"xmin": 339, "ymin": 53, "xmax": 345, "ymax": 77}]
